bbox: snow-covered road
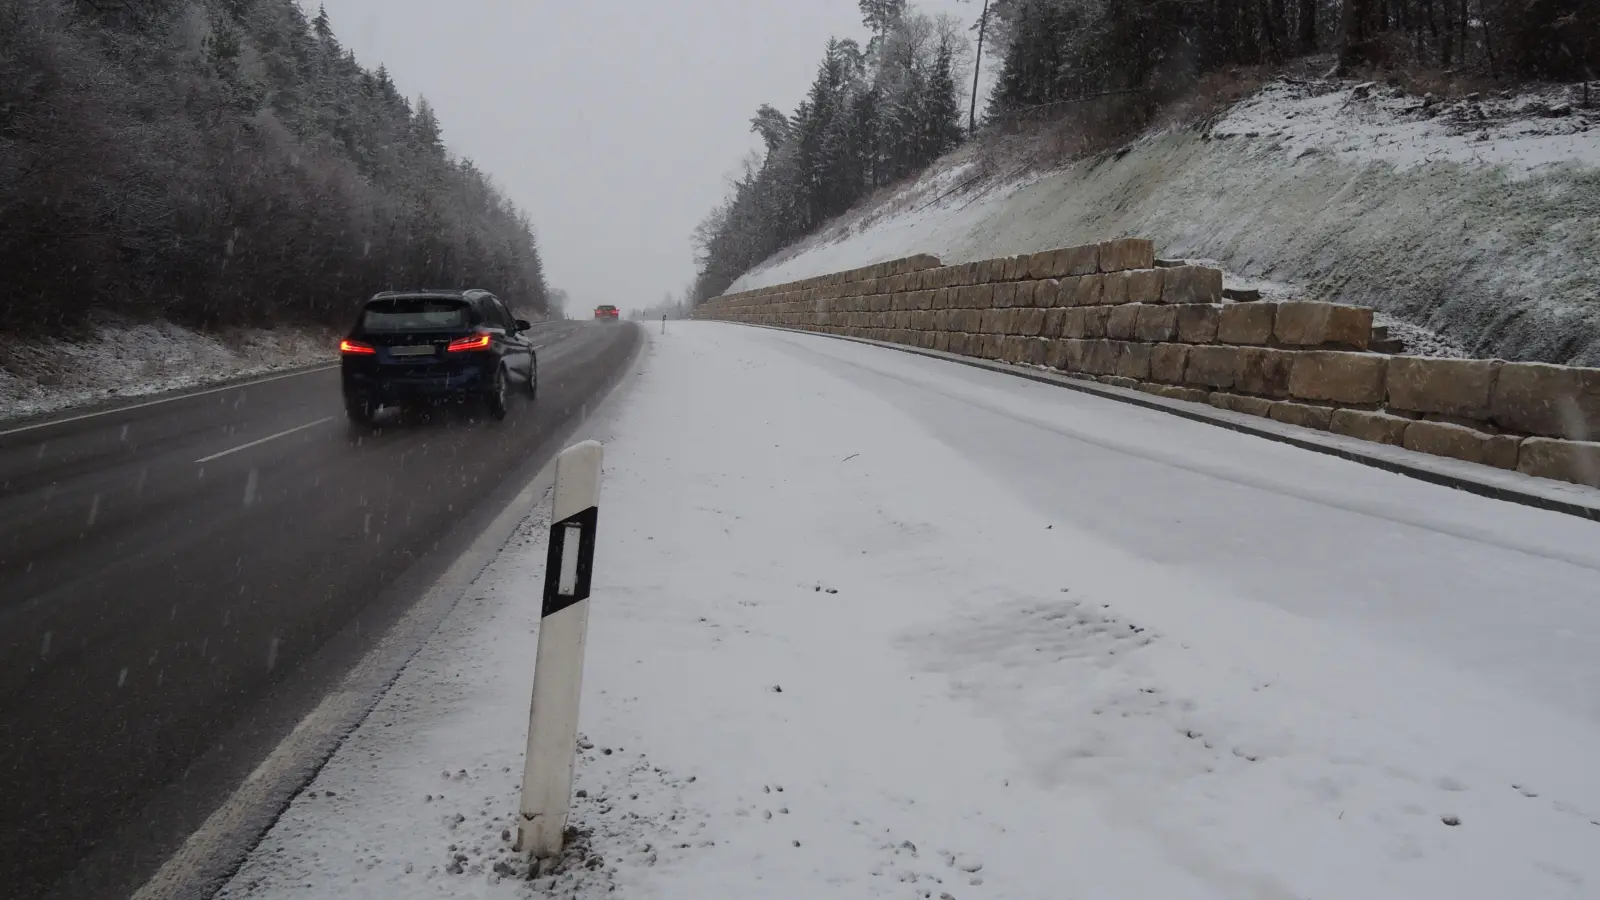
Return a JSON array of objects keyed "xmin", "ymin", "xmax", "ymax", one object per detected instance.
[{"xmin": 220, "ymin": 323, "xmax": 1600, "ymax": 900}]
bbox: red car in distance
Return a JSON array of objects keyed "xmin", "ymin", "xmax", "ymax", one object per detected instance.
[{"xmin": 594, "ymin": 304, "xmax": 620, "ymax": 321}]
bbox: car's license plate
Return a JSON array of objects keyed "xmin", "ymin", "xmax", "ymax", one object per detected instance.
[{"xmin": 389, "ymin": 345, "xmax": 435, "ymax": 357}]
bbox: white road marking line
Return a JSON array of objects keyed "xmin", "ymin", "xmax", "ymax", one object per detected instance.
[
  {"xmin": 0, "ymin": 364, "xmax": 340, "ymax": 438},
  {"xmin": 195, "ymin": 417, "xmax": 335, "ymax": 464}
]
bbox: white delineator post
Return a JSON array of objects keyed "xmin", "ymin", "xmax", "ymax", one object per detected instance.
[{"xmin": 516, "ymin": 440, "xmax": 603, "ymax": 859}]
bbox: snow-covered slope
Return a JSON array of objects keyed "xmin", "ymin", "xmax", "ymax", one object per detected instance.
[
  {"xmin": 730, "ymin": 79, "xmax": 1600, "ymax": 365},
  {"xmin": 0, "ymin": 320, "xmax": 336, "ymax": 421}
]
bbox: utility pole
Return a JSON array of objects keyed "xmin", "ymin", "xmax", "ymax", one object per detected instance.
[{"xmin": 969, "ymin": 0, "xmax": 990, "ymax": 135}]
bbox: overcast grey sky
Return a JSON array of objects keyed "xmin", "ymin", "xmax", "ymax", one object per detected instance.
[{"xmin": 313, "ymin": 0, "xmax": 982, "ymax": 314}]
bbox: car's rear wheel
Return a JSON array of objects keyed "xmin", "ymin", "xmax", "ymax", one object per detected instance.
[
  {"xmin": 525, "ymin": 358, "xmax": 538, "ymax": 398},
  {"xmin": 485, "ymin": 365, "xmax": 509, "ymax": 421}
]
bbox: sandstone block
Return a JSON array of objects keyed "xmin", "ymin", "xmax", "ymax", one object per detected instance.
[
  {"xmin": 1484, "ymin": 434, "xmax": 1523, "ymax": 470},
  {"xmin": 1274, "ymin": 302, "xmax": 1374, "ymax": 349},
  {"xmin": 1118, "ymin": 343, "xmax": 1153, "ymax": 380},
  {"xmin": 1071, "ymin": 274, "xmax": 1104, "ymax": 308},
  {"xmin": 1106, "ymin": 305, "xmax": 1141, "ymax": 340},
  {"xmin": 1270, "ymin": 401, "xmax": 1334, "ymax": 430},
  {"xmin": 1083, "ymin": 339, "xmax": 1120, "ymax": 376},
  {"xmin": 1026, "ymin": 338, "xmax": 1050, "ymax": 366},
  {"xmin": 1002, "ymin": 336, "xmax": 1028, "ymax": 364},
  {"xmin": 1229, "ymin": 395, "xmax": 1275, "ymax": 417},
  {"xmin": 1021, "ymin": 308, "xmax": 1046, "ymax": 337},
  {"xmin": 1217, "ymin": 303, "xmax": 1276, "ymax": 345},
  {"xmin": 1149, "ymin": 343, "xmax": 1190, "ymax": 384},
  {"xmin": 1043, "ymin": 308, "xmax": 1068, "ymax": 339},
  {"xmin": 1060, "ymin": 339, "xmax": 1089, "ymax": 371},
  {"xmin": 1516, "ymin": 437, "xmax": 1600, "ymax": 487},
  {"xmin": 1176, "ymin": 305, "xmax": 1221, "ymax": 343},
  {"xmin": 1126, "ymin": 269, "xmax": 1163, "ymax": 304},
  {"xmin": 1047, "ymin": 244, "xmax": 1101, "ymax": 277},
  {"xmin": 1134, "ymin": 305, "xmax": 1180, "ymax": 342},
  {"xmin": 1184, "ymin": 345, "xmax": 1241, "ymax": 389},
  {"xmin": 1045, "ymin": 339, "xmax": 1071, "ymax": 369},
  {"xmin": 1098, "ymin": 238, "xmax": 1156, "ymax": 273},
  {"xmin": 1289, "ymin": 351, "xmax": 1388, "ymax": 404},
  {"xmin": 1102, "ymin": 270, "xmax": 1130, "ymax": 305},
  {"xmin": 1403, "ymin": 419, "xmax": 1492, "ymax": 464},
  {"xmin": 1160, "ymin": 266, "xmax": 1224, "ymax": 305},
  {"xmin": 1153, "ymin": 385, "xmax": 1213, "ymax": 404},
  {"xmin": 1388, "ymin": 353, "xmax": 1497, "ymax": 416},
  {"xmin": 1329, "ymin": 409, "xmax": 1412, "ymax": 445},
  {"xmin": 1489, "ymin": 362, "xmax": 1600, "ymax": 439},
  {"xmin": 1060, "ymin": 308, "xmax": 1087, "ymax": 339},
  {"xmin": 1082, "ymin": 307, "xmax": 1111, "ymax": 339}
]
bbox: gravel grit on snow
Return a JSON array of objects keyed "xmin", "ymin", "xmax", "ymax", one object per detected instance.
[
  {"xmin": 0, "ymin": 319, "xmax": 336, "ymax": 421},
  {"xmin": 220, "ymin": 323, "xmax": 1600, "ymax": 899}
]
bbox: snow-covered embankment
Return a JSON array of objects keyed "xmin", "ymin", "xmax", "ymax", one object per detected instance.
[
  {"xmin": 732, "ymin": 80, "xmax": 1600, "ymax": 365},
  {"xmin": 0, "ymin": 320, "xmax": 336, "ymax": 421}
]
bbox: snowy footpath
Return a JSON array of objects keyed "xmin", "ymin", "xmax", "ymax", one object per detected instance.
[{"xmin": 220, "ymin": 323, "xmax": 1600, "ymax": 900}]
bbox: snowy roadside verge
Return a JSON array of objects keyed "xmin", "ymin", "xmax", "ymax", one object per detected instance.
[
  {"xmin": 0, "ymin": 319, "xmax": 337, "ymax": 422},
  {"xmin": 222, "ymin": 323, "xmax": 1600, "ymax": 899}
]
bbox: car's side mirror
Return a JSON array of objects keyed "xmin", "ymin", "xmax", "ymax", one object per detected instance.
[{"xmin": 515, "ymin": 319, "xmax": 532, "ymax": 332}]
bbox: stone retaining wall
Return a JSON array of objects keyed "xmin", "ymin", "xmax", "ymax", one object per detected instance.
[{"xmin": 693, "ymin": 241, "xmax": 1600, "ymax": 491}]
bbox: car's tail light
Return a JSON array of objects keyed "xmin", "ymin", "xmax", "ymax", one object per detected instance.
[
  {"xmin": 340, "ymin": 339, "xmax": 376, "ymax": 355},
  {"xmin": 447, "ymin": 332, "xmax": 493, "ymax": 352}
]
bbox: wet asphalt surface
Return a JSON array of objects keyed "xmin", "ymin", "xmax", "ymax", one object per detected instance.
[{"xmin": 0, "ymin": 320, "xmax": 642, "ymax": 899}]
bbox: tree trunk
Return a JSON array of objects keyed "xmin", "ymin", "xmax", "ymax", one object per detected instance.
[
  {"xmin": 1264, "ymin": 0, "xmax": 1286, "ymax": 60},
  {"xmin": 1340, "ymin": 0, "xmax": 1377, "ymax": 70},
  {"xmin": 1217, "ymin": 0, "xmax": 1241, "ymax": 65},
  {"xmin": 1269, "ymin": 0, "xmax": 1288, "ymax": 58},
  {"xmin": 1428, "ymin": 0, "xmax": 1448, "ymax": 65},
  {"xmin": 1298, "ymin": 0, "xmax": 1317, "ymax": 52}
]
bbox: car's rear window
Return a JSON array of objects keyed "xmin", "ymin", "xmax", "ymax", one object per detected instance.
[
  {"xmin": 361, "ymin": 298, "xmax": 471, "ymax": 331},
  {"xmin": 596, "ymin": 305, "xmax": 617, "ymax": 312}
]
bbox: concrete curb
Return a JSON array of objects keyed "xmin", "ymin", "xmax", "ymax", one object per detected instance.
[{"xmin": 740, "ymin": 323, "xmax": 1600, "ymax": 524}]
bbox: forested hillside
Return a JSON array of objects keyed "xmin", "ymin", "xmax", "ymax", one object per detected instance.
[
  {"xmin": 690, "ymin": 0, "xmax": 969, "ymax": 303},
  {"xmin": 691, "ymin": 0, "xmax": 1596, "ymax": 305},
  {"xmin": 984, "ymin": 0, "xmax": 1594, "ymax": 112},
  {"xmin": 0, "ymin": 0, "xmax": 547, "ymax": 334}
]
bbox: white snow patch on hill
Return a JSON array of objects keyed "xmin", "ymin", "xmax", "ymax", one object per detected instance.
[{"xmin": 1216, "ymin": 80, "xmax": 1600, "ymax": 176}]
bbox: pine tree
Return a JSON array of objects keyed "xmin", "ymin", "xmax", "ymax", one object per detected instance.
[{"xmin": 922, "ymin": 36, "xmax": 965, "ymax": 162}]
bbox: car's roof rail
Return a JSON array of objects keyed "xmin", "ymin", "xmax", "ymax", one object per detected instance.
[{"xmin": 369, "ymin": 288, "xmax": 475, "ymax": 299}]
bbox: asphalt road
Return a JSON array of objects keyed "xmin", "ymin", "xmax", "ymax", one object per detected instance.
[{"xmin": 0, "ymin": 319, "xmax": 642, "ymax": 899}]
